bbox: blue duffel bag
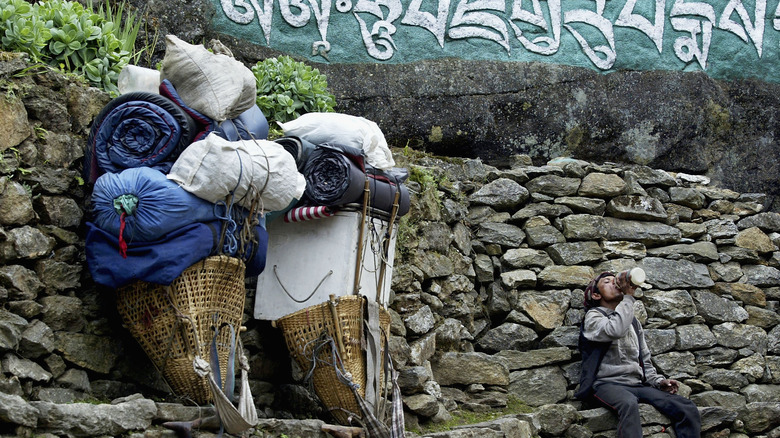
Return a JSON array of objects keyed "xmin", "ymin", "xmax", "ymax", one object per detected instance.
[{"xmin": 90, "ymin": 167, "xmax": 222, "ymax": 243}]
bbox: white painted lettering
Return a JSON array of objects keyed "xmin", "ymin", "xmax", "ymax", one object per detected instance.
[
  {"xmin": 563, "ymin": 0, "xmax": 617, "ymax": 69},
  {"xmin": 448, "ymin": 0, "xmax": 511, "ymax": 53},
  {"xmin": 222, "ymin": 0, "xmax": 256, "ymax": 24},
  {"xmin": 353, "ymin": 0, "xmax": 403, "ymax": 60},
  {"xmin": 217, "ymin": 0, "xmax": 778, "ymax": 73},
  {"xmin": 402, "ymin": 0, "xmax": 452, "ymax": 47},
  {"xmin": 615, "ymin": 0, "xmax": 665, "ymax": 53},
  {"xmin": 719, "ymin": 0, "xmax": 766, "ymax": 57},
  {"xmin": 248, "ymin": 0, "xmax": 275, "ymax": 45},
  {"xmin": 308, "ymin": 0, "xmax": 334, "ymax": 59},
  {"xmin": 670, "ymin": 0, "xmax": 716, "ymax": 69},
  {"xmin": 774, "ymin": 1, "xmax": 780, "ymax": 30},
  {"xmin": 279, "ymin": 0, "xmax": 310, "ymax": 27},
  {"xmin": 509, "ymin": 0, "xmax": 561, "ymax": 55}
]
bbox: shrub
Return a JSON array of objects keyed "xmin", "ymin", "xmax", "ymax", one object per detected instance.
[
  {"xmin": 251, "ymin": 55, "xmax": 336, "ymax": 128},
  {"xmin": 0, "ymin": 0, "xmax": 141, "ymax": 94}
]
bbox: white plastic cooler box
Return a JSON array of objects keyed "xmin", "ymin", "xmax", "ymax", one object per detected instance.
[{"xmin": 253, "ymin": 207, "xmax": 397, "ymax": 321}]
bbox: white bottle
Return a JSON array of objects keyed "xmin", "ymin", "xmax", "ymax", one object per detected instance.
[{"xmin": 617, "ymin": 267, "xmax": 646, "ymax": 288}]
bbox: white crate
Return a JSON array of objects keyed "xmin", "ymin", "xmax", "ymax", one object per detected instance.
[{"xmin": 253, "ymin": 208, "xmax": 397, "ymax": 320}]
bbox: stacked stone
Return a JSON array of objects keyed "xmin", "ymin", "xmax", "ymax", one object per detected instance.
[
  {"xmin": 390, "ymin": 155, "xmax": 780, "ymax": 437},
  {"xmin": 1, "ymin": 53, "xmax": 780, "ymax": 437},
  {"xmin": 0, "ymin": 55, "xmax": 173, "ymax": 436}
]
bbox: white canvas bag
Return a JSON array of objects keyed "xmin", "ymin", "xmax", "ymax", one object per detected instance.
[
  {"xmin": 160, "ymin": 35, "xmax": 256, "ymax": 122},
  {"xmin": 279, "ymin": 112, "xmax": 395, "ymax": 170},
  {"xmin": 168, "ymin": 133, "xmax": 305, "ymax": 212}
]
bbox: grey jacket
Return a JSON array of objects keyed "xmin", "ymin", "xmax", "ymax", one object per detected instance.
[{"xmin": 582, "ymin": 295, "xmax": 665, "ymax": 389}]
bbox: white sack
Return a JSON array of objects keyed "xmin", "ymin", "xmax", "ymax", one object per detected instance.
[
  {"xmin": 160, "ymin": 35, "xmax": 256, "ymax": 122},
  {"xmin": 167, "ymin": 133, "xmax": 306, "ymax": 212},
  {"xmin": 118, "ymin": 65, "xmax": 160, "ymax": 95},
  {"xmin": 278, "ymin": 112, "xmax": 395, "ymax": 170}
]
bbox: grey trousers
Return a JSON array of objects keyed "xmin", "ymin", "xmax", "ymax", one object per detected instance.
[{"xmin": 593, "ymin": 383, "xmax": 701, "ymax": 438}]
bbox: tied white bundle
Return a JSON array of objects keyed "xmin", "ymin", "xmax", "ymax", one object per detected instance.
[
  {"xmin": 167, "ymin": 133, "xmax": 306, "ymax": 212},
  {"xmin": 160, "ymin": 35, "xmax": 256, "ymax": 122},
  {"xmin": 279, "ymin": 112, "xmax": 395, "ymax": 170}
]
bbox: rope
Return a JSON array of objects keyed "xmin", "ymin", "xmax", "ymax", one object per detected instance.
[
  {"xmin": 302, "ymin": 333, "xmax": 361, "ymax": 405},
  {"xmin": 273, "ymin": 266, "xmax": 333, "ymax": 303},
  {"xmin": 118, "ymin": 212, "xmax": 128, "ymax": 259},
  {"xmin": 215, "ymin": 149, "xmax": 245, "ymax": 256},
  {"xmin": 214, "ymin": 196, "xmax": 239, "ymax": 256}
]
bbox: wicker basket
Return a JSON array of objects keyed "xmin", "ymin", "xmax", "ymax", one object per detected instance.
[
  {"xmin": 276, "ymin": 295, "xmax": 390, "ymax": 425},
  {"xmin": 116, "ymin": 255, "xmax": 246, "ymax": 404}
]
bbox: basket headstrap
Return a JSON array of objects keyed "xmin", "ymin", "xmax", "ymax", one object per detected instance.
[{"xmin": 364, "ymin": 300, "xmax": 383, "ymax": 411}]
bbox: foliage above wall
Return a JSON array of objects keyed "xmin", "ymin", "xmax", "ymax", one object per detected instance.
[
  {"xmin": 0, "ymin": 0, "xmax": 141, "ymax": 93},
  {"xmin": 251, "ymin": 55, "xmax": 337, "ymax": 132}
]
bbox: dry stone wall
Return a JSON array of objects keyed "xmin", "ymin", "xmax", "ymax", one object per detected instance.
[
  {"xmin": 0, "ymin": 54, "xmax": 779, "ymax": 437},
  {"xmin": 389, "ymin": 152, "xmax": 780, "ymax": 436}
]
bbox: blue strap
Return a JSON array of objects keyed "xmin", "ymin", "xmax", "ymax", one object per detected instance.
[
  {"xmin": 225, "ymin": 324, "xmax": 237, "ymax": 404},
  {"xmin": 210, "ymin": 324, "xmax": 222, "ymax": 388}
]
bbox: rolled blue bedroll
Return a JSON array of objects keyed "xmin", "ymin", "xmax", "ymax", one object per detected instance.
[
  {"xmin": 86, "ymin": 220, "xmax": 269, "ymax": 288},
  {"xmin": 301, "ymin": 143, "xmax": 411, "ymax": 215},
  {"xmin": 275, "ymin": 136, "xmax": 316, "ymax": 172},
  {"xmin": 85, "ymin": 91, "xmax": 198, "ymax": 183},
  {"xmin": 85, "ymin": 221, "xmax": 221, "ymax": 288},
  {"xmin": 212, "ymin": 103, "xmax": 269, "ymax": 142},
  {"xmin": 302, "ymin": 144, "xmax": 366, "ymax": 207},
  {"xmin": 90, "ymin": 167, "xmax": 221, "ymax": 242}
]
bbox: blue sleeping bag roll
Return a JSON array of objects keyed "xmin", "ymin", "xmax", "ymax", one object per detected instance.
[
  {"xmin": 212, "ymin": 104, "xmax": 269, "ymax": 141},
  {"xmin": 90, "ymin": 167, "xmax": 221, "ymax": 242},
  {"xmin": 86, "ymin": 221, "xmax": 221, "ymax": 288},
  {"xmin": 86, "ymin": 219, "xmax": 269, "ymax": 288},
  {"xmin": 85, "ymin": 91, "xmax": 198, "ymax": 183}
]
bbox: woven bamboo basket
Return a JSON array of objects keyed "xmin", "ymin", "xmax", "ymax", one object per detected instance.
[
  {"xmin": 116, "ymin": 255, "xmax": 246, "ymax": 404},
  {"xmin": 276, "ymin": 295, "xmax": 390, "ymax": 425}
]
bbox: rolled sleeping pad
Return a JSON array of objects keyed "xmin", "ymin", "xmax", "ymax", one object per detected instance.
[
  {"xmin": 85, "ymin": 90, "xmax": 198, "ymax": 183},
  {"xmin": 363, "ymin": 170, "xmax": 411, "ymax": 217}
]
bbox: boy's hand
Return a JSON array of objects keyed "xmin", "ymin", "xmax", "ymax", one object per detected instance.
[{"xmin": 660, "ymin": 379, "xmax": 679, "ymax": 394}]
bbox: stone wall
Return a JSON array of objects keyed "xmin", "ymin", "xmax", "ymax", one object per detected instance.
[
  {"xmin": 0, "ymin": 54, "xmax": 779, "ymax": 437},
  {"xmin": 388, "ymin": 151, "xmax": 780, "ymax": 436},
  {"xmin": 113, "ymin": 0, "xmax": 780, "ymax": 211}
]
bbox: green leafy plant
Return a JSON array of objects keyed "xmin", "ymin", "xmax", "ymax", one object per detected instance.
[
  {"xmin": 0, "ymin": 0, "xmax": 141, "ymax": 94},
  {"xmin": 251, "ymin": 55, "xmax": 336, "ymax": 128},
  {"xmin": 0, "ymin": 0, "xmax": 50, "ymax": 62}
]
